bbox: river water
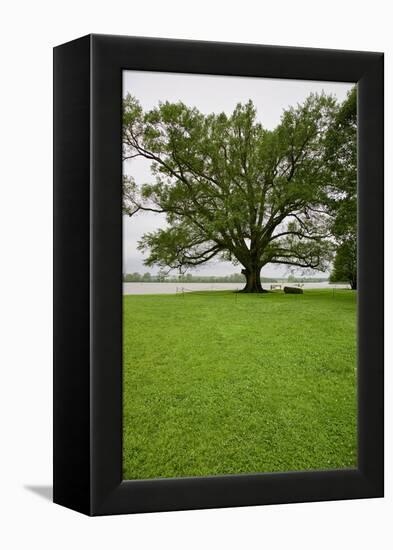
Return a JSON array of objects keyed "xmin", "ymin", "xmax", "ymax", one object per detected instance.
[{"xmin": 123, "ymin": 282, "xmax": 350, "ymax": 295}]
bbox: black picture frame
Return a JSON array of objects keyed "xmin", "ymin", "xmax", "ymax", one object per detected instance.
[{"xmin": 53, "ymin": 34, "xmax": 384, "ymax": 516}]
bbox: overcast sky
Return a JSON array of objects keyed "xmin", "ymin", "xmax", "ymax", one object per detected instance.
[{"xmin": 123, "ymin": 71, "xmax": 353, "ymax": 277}]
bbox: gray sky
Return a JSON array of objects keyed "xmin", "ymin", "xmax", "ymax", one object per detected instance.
[{"xmin": 123, "ymin": 71, "xmax": 353, "ymax": 277}]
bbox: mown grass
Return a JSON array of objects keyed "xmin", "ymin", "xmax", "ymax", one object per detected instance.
[{"xmin": 123, "ymin": 289, "xmax": 357, "ymax": 480}]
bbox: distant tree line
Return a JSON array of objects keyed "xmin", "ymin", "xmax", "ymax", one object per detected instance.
[
  {"xmin": 286, "ymin": 275, "xmax": 329, "ymax": 283},
  {"xmin": 123, "ymin": 272, "xmax": 329, "ymax": 283},
  {"xmin": 123, "ymin": 272, "xmax": 251, "ymax": 283}
]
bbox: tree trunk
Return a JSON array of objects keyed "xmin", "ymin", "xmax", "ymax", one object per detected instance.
[
  {"xmin": 240, "ymin": 267, "xmax": 267, "ymax": 293},
  {"xmin": 350, "ymin": 278, "xmax": 357, "ymax": 290}
]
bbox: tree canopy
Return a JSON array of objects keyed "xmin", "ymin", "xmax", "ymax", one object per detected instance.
[
  {"xmin": 329, "ymin": 239, "xmax": 357, "ymax": 289},
  {"xmin": 122, "ymin": 91, "xmax": 354, "ymax": 292},
  {"xmin": 324, "ymin": 88, "xmax": 357, "ymax": 288}
]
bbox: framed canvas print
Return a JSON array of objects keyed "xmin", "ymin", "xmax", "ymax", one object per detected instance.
[{"xmin": 53, "ymin": 34, "xmax": 384, "ymax": 515}]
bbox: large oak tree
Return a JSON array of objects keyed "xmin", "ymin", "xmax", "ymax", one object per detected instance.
[{"xmin": 122, "ymin": 93, "xmax": 340, "ymax": 292}]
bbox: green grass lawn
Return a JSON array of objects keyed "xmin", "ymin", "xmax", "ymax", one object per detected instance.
[{"xmin": 123, "ymin": 289, "xmax": 357, "ymax": 480}]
